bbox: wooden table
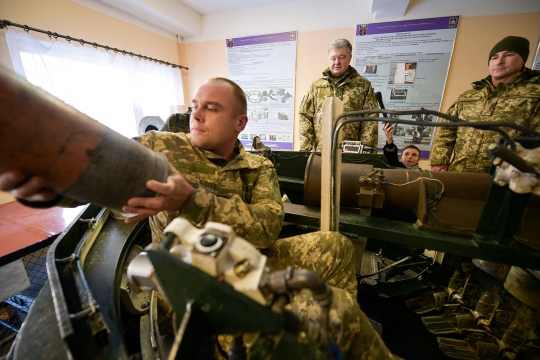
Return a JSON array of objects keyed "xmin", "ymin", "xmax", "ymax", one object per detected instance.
[{"xmin": 0, "ymin": 201, "xmax": 83, "ymax": 267}]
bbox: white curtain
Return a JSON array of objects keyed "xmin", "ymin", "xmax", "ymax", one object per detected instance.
[{"xmin": 5, "ymin": 30, "xmax": 184, "ymax": 138}]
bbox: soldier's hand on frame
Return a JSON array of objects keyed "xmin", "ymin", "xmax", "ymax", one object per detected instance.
[
  {"xmin": 431, "ymin": 165, "xmax": 449, "ymax": 172},
  {"xmin": 0, "ymin": 170, "xmax": 57, "ymax": 202}
]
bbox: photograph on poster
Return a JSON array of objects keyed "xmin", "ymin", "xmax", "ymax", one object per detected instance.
[
  {"xmin": 363, "ymin": 65, "xmax": 378, "ymax": 74},
  {"xmin": 387, "ymin": 113, "xmax": 434, "ymax": 145},
  {"xmin": 390, "ymin": 88, "xmax": 408, "ymax": 100},
  {"xmin": 388, "ymin": 62, "xmax": 417, "ymax": 84}
]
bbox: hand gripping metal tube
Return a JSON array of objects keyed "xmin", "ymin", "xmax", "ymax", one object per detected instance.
[{"xmin": 0, "ymin": 65, "xmax": 169, "ymax": 209}]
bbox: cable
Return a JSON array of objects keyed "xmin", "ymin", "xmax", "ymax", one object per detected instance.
[{"xmin": 383, "ymin": 177, "xmax": 446, "ymax": 199}]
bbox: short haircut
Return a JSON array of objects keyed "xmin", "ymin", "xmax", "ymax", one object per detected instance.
[
  {"xmin": 206, "ymin": 77, "xmax": 247, "ymax": 115},
  {"xmin": 402, "ymin": 144, "xmax": 420, "ymax": 155},
  {"xmin": 328, "ymin": 39, "xmax": 352, "ymax": 55}
]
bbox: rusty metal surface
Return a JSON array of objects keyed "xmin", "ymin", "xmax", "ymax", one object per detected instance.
[
  {"xmin": 304, "ymin": 153, "xmax": 491, "ymax": 209},
  {"xmin": 304, "ymin": 153, "xmax": 498, "ymax": 234},
  {"xmin": 0, "ymin": 66, "xmax": 169, "ymax": 210}
]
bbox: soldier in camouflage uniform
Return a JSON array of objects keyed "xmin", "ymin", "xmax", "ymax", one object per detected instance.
[
  {"xmin": 299, "ymin": 38, "xmax": 379, "ymax": 151},
  {"xmin": 122, "ymin": 78, "xmax": 397, "ymax": 359},
  {"xmin": 430, "ymin": 36, "xmax": 540, "ymax": 173}
]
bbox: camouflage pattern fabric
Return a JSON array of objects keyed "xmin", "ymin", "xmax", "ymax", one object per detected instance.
[
  {"xmin": 268, "ymin": 231, "xmax": 358, "ymax": 296},
  {"xmin": 287, "ymin": 288, "xmax": 400, "ymax": 360},
  {"xmin": 269, "ymin": 231, "xmax": 398, "ymax": 359},
  {"xmin": 136, "ymin": 131, "xmax": 284, "ymax": 248},
  {"xmin": 136, "ymin": 131, "xmax": 397, "ymax": 358},
  {"xmin": 216, "ymin": 287, "xmax": 398, "ymax": 360},
  {"xmin": 299, "ymin": 66, "xmax": 380, "ymax": 151},
  {"xmin": 217, "ymin": 232, "xmax": 397, "ymax": 359},
  {"xmin": 430, "ymin": 68, "xmax": 540, "ymax": 173},
  {"xmin": 161, "ymin": 111, "xmax": 191, "ymax": 133}
]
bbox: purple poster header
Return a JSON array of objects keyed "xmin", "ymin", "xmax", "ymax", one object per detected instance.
[
  {"xmin": 240, "ymin": 139, "xmax": 292, "ymax": 151},
  {"xmin": 356, "ymin": 16, "xmax": 459, "ymax": 36},
  {"xmin": 226, "ymin": 31, "xmax": 297, "ymax": 48}
]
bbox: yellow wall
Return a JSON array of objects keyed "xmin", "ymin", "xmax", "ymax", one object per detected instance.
[
  {"xmin": 0, "ymin": 4, "xmax": 539, "ymax": 184},
  {"xmin": 184, "ymin": 12, "xmax": 540, "ymax": 151}
]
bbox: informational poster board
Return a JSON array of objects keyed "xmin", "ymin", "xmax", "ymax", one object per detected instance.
[
  {"xmin": 226, "ymin": 31, "xmax": 298, "ymax": 150},
  {"xmin": 354, "ymin": 16, "xmax": 459, "ymax": 158},
  {"xmin": 533, "ymin": 41, "xmax": 540, "ymax": 71}
]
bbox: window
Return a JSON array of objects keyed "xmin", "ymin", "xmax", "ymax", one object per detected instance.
[{"xmin": 6, "ymin": 30, "xmax": 184, "ymax": 138}]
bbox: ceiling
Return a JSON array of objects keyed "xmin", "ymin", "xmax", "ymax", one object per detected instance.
[
  {"xmin": 178, "ymin": 0, "xmax": 299, "ymax": 15},
  {"xmin": 74, "ymin": 0, "xmax": 411, "ymax": 39}
]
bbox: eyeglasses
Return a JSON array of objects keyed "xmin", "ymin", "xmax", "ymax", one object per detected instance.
[{"xmin": 330, "ymin": 55, "xmax": 349, "ymax": 62}]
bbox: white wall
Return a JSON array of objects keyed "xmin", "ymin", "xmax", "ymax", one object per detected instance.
[{"xmin": 185, "ymin": 0, "xmax": 540, "ymax": 43}]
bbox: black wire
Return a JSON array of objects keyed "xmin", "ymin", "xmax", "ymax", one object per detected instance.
[{"xmin": 333, "ymin": 108, "xmax": 540, "ymax": 153}]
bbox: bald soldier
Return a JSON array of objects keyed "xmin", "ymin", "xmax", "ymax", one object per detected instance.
[
  {"xmin": 121, "ymin": 77, "xmax": 397, "ymax": 359},
  {"xmin": 430, "ymin": 36, "xmax": 540, "ymax": 173},
  {"xmin": 1, "ymin": 78, "xmax": 398, "ymax": 359}
]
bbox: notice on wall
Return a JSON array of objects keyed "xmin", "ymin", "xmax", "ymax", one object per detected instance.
[
  {"xmin": 227, "ymin": 31, "xmax": 298, "ymax": 150},
  {"xmin": 533, "ymin": 41, "xmax": 540, "ymax": 71},
  {"xmin": 354, "ymin": 16, "xmax": 459, "ymax": 158}
]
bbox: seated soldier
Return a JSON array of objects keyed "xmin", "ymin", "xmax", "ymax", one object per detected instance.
[{"xmin": 1, "ymin": 78, "xmax": 399, "ymax": 360}]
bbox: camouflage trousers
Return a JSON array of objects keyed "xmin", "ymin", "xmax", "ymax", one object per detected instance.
[{"xmin": 266, "ymin": 231, "xmax": 397, "ymax": 359}]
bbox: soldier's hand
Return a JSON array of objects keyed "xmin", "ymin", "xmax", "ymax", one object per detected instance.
[
  {"xmin": 0, "ymin": 170, "xmax": 57, "ymax": 202},
  {"xmin": 382, "ymin": 123, "xmax": 394, "ymax": 144},
  {"xmin": 122, "ymin": 163, "xmax": 194, "ymax": 224},
  {"xmin": 431, "ymin": 165, "xmax": 449, "ymax": 172}
]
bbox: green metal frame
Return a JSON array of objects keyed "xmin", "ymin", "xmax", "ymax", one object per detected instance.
[{"xmin": 273, "ymin": 151, "xmax": 540, "ymax": 271}]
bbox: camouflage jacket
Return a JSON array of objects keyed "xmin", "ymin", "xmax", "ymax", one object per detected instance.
[
  {"xmin": 430, "ymin": 68, "xmax": 540, "ymax": 173},
  {"xmin": 299, "ymin": 66, "xmax": 379, "ymax": 151},
  {"xmin": 136, "ymin": 132, "xmax": 284, "ymax": 248}
]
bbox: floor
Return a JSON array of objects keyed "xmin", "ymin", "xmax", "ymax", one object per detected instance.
[{"xmin": 358, "ymin": 289, "xmax": 453, "ymax": 360}]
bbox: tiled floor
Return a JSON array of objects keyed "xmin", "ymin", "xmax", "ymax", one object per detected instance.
[{"xmin": 0, "ymin": 201, "xmax": 82, "ymax": 356}]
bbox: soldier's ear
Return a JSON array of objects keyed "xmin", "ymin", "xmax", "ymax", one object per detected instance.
[{"xmin": 236, "ymin": 114, "xmax": 248, "ymax": 132}]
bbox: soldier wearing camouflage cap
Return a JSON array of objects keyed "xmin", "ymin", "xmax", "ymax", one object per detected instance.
[
  {"xmin": 121, "ymin": 78, "xmax": 398, "ymax": 359},
  {"xmin": 299, "ymin": 39, "xmax": 379, "ymax": 151},
  {"xmin": 430, "ymin": 35, "xmax": 540, "ymax": 173}
]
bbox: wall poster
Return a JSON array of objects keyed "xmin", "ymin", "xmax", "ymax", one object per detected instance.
[
  {"xmin": 533, "ymin": 40, "xmax": 540, "ymax": 71},
  {"xmin": 226, "ymin": 31, "xmax": 298, "ymax": 150},
  {"xmin": 354, "ymin": 16, "xmax": 459, "ymax": 158}
]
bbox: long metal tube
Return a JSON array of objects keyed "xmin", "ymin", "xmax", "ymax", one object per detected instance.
[
  {"xmin": 304, "ymin": 153, "xmax": 492, "ymax": 208},
  {"xmin": 0, "ymin": 65, "xmax": 169, "ymax": 210}
]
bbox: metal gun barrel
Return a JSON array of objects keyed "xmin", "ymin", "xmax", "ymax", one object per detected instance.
[{"xmin": 0, "ymin": 65, "xmax": 169, "ymax": 209}]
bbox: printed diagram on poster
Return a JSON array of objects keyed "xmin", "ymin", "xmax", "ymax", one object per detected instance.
[
  {"xmin": 226, "ymin": 31, "xmax": 297, "ymax": 150},
  {"xmin": 354, "ymin": 16, "xmax": 459, "ymax": 158}
]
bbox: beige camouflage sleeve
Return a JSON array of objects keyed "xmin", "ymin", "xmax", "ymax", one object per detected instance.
[
  {"xmin": 531, "ymin": 100, "xmax": 540, "ymax": 132},
  {"xmin": 359, "ymin": 86, "xmax": 380, "ymax": 149},
  {"xmin": 181, "ymin": 162, "xmax": 284, "ymax": 249},
  {"xmin": 429, "ymin": 103, "xmax": 459, "ymax": 166},
  {"xmin": 299, "ymin": 89, "xmax": 315, "ymax": 151}
]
